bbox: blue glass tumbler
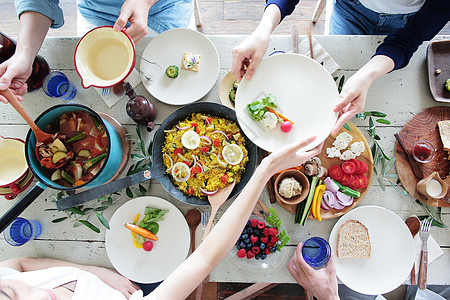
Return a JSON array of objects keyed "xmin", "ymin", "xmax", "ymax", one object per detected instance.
[
  {"xmin": 3, "ymin": 217, "xmax": 42, "ymax": 246},
  {"xmin": 42, "ymin": 71, "xmax": 77, "ymax": 100},
  {"xmin": 302, "ymin": 237, "xmax": 331, "ymax": 269}
]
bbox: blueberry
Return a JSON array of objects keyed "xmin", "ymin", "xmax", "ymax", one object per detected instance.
[
  {"xmin": 261, "ymin": 253, "xmax": 267, "ymax": 260},
  {"xmin": 254, "ymin": 229, "xmax": 261, "ymax": 235},
  {"xmin": 260, "ymin": 243, "xmax": 266, "ymax": 250},
  {"xmin": 247, "ymin": 228, "xmax": 253, "ymax": 234},
  {"xmin": 246, "ymin": 220, "xmax": 250, "ymax": 226},
  {"xmin": 239, "ymin": 242, "xmax": 246, "ymax": 248},
  {"xmin": 244, "ymin": 238, "xmax": 250, "ymax": 244},
  {"xmin": 246, "ymin": 243, "xmax": 252, "ymax": 249},
  {"xmin": 237, "ymin": 245, "xmax": 241, "ymax": 250},
  {"xmin": 270, "ymin": 246, "xmax": 277, "ymax": 253},
  {"xmin": 254, "ymin": 241, "xmax": 260, "ymax": 246},
  {"xmin": 242, "ymin": 228, "xmax": 247, "ymax": 234},
  {"xmin": 241, "ymin": 233, "xmax": 248, "ymax": 239},
  {"xmin": 255, "ymin": 254, "xmax": 261, "ymax": 259}
]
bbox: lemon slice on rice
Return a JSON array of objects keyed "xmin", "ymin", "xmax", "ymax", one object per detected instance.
[
  {"xmin": 222, "ymin": 144, "xmax": 244, "ymax": 165},
  {"xmin": 172, "ymin": 162, "xmax": 190, "ymax": 182},
  {"xmin": 181, "ymin": 131, "xmax": 200, "ymax": 149}
]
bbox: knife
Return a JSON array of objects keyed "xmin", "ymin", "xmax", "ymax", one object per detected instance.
[
  {"xmin": 394, "ymin": 133, "xmax": 424, "ymax": 179},
  {"xmin": 56, "ymin": 169, "xmax": 153, "ymax": 211}
]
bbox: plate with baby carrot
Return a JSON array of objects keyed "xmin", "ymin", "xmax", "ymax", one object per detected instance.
[
  {"xmin": 234, "ymin": 53, "xmax": 339, "ymax": 153},
  {"xmin": 105, "ymin": 196, "xmax": 190, "ymax": 283}
]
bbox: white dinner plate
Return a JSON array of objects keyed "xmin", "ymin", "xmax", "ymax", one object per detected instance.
[
  {"xmin": 140, "ymin": 28, "xmax": 220, "ymax": 105},
  {"xmin": 329, "ymin": 206, "xmax": 415, "ymax": 295},
  {"xmin": 105, "ymin": 196, "xmax": 190, "ymax": 283},
  {"xmin": 235, "ymin": 53, "xmax": 338, "ymax": 153}
]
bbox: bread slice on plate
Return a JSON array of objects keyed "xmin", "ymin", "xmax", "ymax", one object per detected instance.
[
  {"xmin": 337, "ymin": 219, "xmax": 371, "ymax": 259},
  {"xmin": 437, "ymin": 120, "xmax": 450, "ymax": 151}
]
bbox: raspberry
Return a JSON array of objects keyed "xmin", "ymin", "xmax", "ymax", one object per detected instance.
[
  {"xmin": 237, "ymin": 249, "xmax": 246, "ymax": 258},
  {"xmin": 260, "ymin": 236, "xmax": 269, "ymax": 243},
  {"xmin": 251, "ymin": 246, "xmax": 260, "ymax": 254},
  {"xmin": 250, "ymin": 235, "xmax": 258, "ymax": 244},
  {"xmin": 249, "ymin": 219, "xmax": 258, "ymax": 227},
  {"xmin": 268, "ymin": 227, "xmax": 279, "ymax": 236},
  {"xmin": 257, "ymin": 221, "xmax": 265, "ymax": 229},
  {"xmin": 264, "ymin": 248, "xmax": 271, "ymax": 255},
  {"xmin": 263, "ymin": 228, "xmax": 270, "ymax": 236},
  {"xmin": 267, "ymin": 241, "xmax": 275, "ymax": 248},
  {"xmin": 270, "ymin": 235, "xmax": 279, "ymax": 243},
  {"xmin": 246, "ymin": 251, "xmax": 255, "ymax": 259}
]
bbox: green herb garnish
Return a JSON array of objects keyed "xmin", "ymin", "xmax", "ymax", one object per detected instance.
[
  {"xmin": 265, "ymin": 207, "xmax": 290, "ymax": 251},
  {"xmin": 246, "ymin": 94, "xmax": 278, "ymax": 121},
  {"xmin": 138, "ymin": 206, "xmax": 169, "ymax": 235}
]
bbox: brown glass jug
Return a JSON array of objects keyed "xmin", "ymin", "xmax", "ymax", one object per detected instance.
[{"xmin": 125, "ymin": 82, "xmax": 156, "ymax": 132}]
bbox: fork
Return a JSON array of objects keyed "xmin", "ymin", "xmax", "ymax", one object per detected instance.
[
  {"xmin": 201, "ymin": 211, "xmax": 210, "ymax": 229},
  {"xmin": 418, "ymin": 217, "xmax": 432, "ymax": 289},
  {"xmin": 101, "ymin": 87, "xmax": 111, "ymax": 96}
]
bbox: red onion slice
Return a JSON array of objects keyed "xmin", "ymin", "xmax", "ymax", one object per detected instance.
[
  {"xmin": 324, "ymin": 177, "xmax": 339, "ymax": 193},
  {"xmin": 164, "ymin": 153, "xmax": 173, "ymax": 172},
  {"xmin": 212, "ymin": 130, "xmax": 229, "ymax": 140},
  {"xmin": 321, "ymin": 190, "xmax": 335, "ymax": 210},
  {"xmin": 176, "ymin": 125, "xmax": 189, "ymax": 130},
  {"xmin": 336, "ymin": 191, "xmax": 353, "ymax": 206},
  {"xmin": 200, "ymin": 135, "xmax": 212, "ymax": 145},
  {"xmin": 200, "ymin": 187, "xmax": 219, "ymax": 195}
]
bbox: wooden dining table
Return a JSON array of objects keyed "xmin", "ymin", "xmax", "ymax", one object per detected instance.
[{"xmin": 0, "ymin": 34, "xmax": 449, "ymax": 287}]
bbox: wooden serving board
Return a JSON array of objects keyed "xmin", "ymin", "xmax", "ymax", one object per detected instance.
[
  {"xmin": 275, "ymin": 121, "xmax": 374, "ymax": 219},
  {"xmin": 395, "ymin": 106, "xmax": 450, "ymax": 207}
]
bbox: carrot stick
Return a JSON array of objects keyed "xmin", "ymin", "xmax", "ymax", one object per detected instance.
[
  {"xmin": 265, "ymin": 107, "xmax": 295, "ymax": 124},
  {"xmin": 124, "ymin": 223, "xmax": 158, "ymax": 241}
]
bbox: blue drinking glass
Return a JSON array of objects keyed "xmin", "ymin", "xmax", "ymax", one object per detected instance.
[
  {"xmin": 42, "ymin": 71, "xmax": 77, "ymax": 100},
  {"xmin": 3, "ymin": 217, "xmax": 42, "ymax": 246},
  {"xmin": 302, "ymin": 237, "xmax": 331, "ymax": 269}
]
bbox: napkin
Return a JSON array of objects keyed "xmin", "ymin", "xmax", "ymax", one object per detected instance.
[
  {"xmin": 405, "ymin": 232, "xmax": 444, "ymax": 281},
  {"xmin": 298, "ymin": 37, "xmax": 340, "ymax": 75},
  {"xmin": 94, "ymin": 68, "xmax": 142, "ymax": 107}
]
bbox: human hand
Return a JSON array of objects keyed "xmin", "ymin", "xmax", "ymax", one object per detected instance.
[
  {"xmin": 114, "ymin": 0, "xmax": 154, "ymax": 44},
  {"xmin": 287, "ymin": 242, "xmax": 339, "ymax": 300},
  {"xmin": 91, "ymin": 267, "xmax": 140, "ymax": 299},
  {"xmin": 265, "ymin": 136, "xmax": 323, "ymax": 175},
  {"xmin": 231, "ymin": 30, "xmax": 270, "ymax": 82},
  {"xmin": 331, "ymin": 69, "xmax": 376, "ymax": 135},
  {"xmin": 0, "ymin": 53, "xmax": 33, "ymax": 103}
]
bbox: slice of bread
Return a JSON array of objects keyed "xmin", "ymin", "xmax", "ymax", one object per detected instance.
[
  {"xmin": 337, "ymin": 220, "xmax": 371, "ymax": 259},
  {"xmin": 437, "ymin": 120, "xmax": 450, "ymax": 151}
]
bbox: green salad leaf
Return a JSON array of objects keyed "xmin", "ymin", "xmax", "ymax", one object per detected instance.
[
  {"xmin": 138, "ymin": 207, "xmax": 168, "ymax": 234},
  {"xmin": 265, "ymin": 207, "xmax": 290, "ymax": 251},
  {"xmin": 246, "ymin": 94, "xmax": 278, "ymax": 121}
]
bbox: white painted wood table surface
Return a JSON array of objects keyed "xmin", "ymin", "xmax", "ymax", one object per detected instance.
[{"xmin": 0, "ymin": 35, "xmax": 449, "ymax": 286}]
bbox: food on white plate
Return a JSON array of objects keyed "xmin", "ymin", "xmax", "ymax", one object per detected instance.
[
  {"xmin": 278, "ymin": 177, "xmax": 302, "ymax": 199},
  {"xmin": 181, "ymin": 52, "xmax": 202, "ymax": 72},
  {"xmin": 246, "ymin": 93, "xmax": 294, "ymax": 132},
  {"xmin": 337, "ymin": 219, "xmax": 371, "ymax": 259},
  {"xmin": 165, "ymin": 65, "xmax": 179, "ymax": 78},
  {"xmin": 261, "ymin": 111, "xmax": 277, "ymax": 129}
]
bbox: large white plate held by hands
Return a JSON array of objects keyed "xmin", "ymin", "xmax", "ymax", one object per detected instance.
[
  {"xmin": 140, "ymin": 28, "xmax": 220, "ymax": 105},
  {"xmin": 105, "ymin": 196, "xmax": 190, "ymax": 283},
  {"xmin": 235, "ymin": 53, "xmax": 338, "ymax": 153},
  {"xmin": 329, "ymin": 206, "xmax": 415, "ymax": 295}
]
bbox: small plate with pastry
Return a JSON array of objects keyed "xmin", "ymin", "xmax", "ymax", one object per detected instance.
[{"xmin": 329, "ymin": 205, "xmax": 414, "ymax": 295}]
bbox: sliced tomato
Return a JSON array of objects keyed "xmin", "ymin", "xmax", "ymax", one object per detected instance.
[
  {"xmin": 191, "ymin": 122, "xmax": 198, "ymax": 128},
  {"xmin": 213, "ymin": 139, "xmax": 221, "ymax": 147},
  {"xmin": 220, "ymin": 174, "xmax": 228, "ymax": 183},
  {"xmin": 204, "ymin": 117, "xmax": 212, "ymax": 125},
  {"xmin": 174, "ymin": 148, "xmax": 183, "ymax": 156},
  {"xmin": 350, "ymin": 159, "xmax": 360, "ymax": 170},
  {"xmin": 340, "ymin": 173, "xmax": 352, "ymax": 186},
  {"xmin": 200, "ymin": 146, "xmax": 209, "ymax": 153},
  {"xmin": 356, "ymin": 174, "xmax": 369, "ymax": 189},
  {"xmin": 355, "ymin": 160, "xmax": 368, "ymax": 174},
  {"xmin": 190, "ymin": 166, "xmax": 202, "ymax": 178},
  {"xmin": 348, "ymin": 174, "xmax": 360, "ymax": 190},
  {"xmin": 187, "ymin": 187, "xmax": 194, "ymax": 195},
  {"xmin": 329, "ymin": 165, "xmax": 344, "ymax": 181},
  {"xmin": 342, "ymin": 161, "xmax": 356, "ymax": 174}
]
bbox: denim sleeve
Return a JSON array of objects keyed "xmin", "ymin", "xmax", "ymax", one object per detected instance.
[
  {"xmin": 15, "ymin": 0, "xmax": 64, "ymax": 29},
  {"xmin": 265, "ymin": 0, "xmax": 299, "ymax": 21},
  {"xmin": 374, "ymin": 0, "xmax": 450, "ymax": 70}
]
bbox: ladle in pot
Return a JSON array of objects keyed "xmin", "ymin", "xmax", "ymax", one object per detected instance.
[{"xmin": 1, "ymin": 88, "xmax": 53, "ymax": 144}]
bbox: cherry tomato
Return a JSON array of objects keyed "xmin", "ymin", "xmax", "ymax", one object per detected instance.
[
  {"xmin": 329, "ymin": 165, "xmax": 344, "ymax": 181},
  {"xmin": 342, "ymin": 161, "xmax": 356, "ymax": 174},
  {"xmin": 354, "ymin": 160, "xmax": 368, "ymax": 174}
]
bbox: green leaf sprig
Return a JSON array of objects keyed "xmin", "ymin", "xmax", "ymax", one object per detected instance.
[
  {"xmin": 416, "ymin": 200, "xmax": 447, "ymax": 228},
  {"xmin": 265, "ymin": 207, "xmax": 290, "ymax": 251}
]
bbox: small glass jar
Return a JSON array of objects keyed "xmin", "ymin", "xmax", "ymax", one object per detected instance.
[
  {"xmin": 412, "ymin": 140, "xmax": 435, "ymax": 163},
  {"xmin": 302, "ymin": 237, "xmax": 331, "ymax": 269}
]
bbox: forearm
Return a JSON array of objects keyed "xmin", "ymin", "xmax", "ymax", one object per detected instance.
[
  {"xmin": 152, "ymin": 158, "xmax": 276, "ymax": 299},
  {"xmin": 356, "ymin": 55, "xmax": 395, "ymax": 84},
  {"xmin": 15, "ymin": 11, "xmax": 51, "ymax": 63},
  {"xmin": 253, "ymin": 4, "xmax": 282, "ymax": 37}
]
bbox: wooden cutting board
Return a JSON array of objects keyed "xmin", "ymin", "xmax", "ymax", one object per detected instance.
[
  {"xmin": 395, "ymin": 106, "xmax": 450, "ymax": 207},
  {"xmin": 275, "ymin": 121, "xmax": 374, "ymax": 219}
]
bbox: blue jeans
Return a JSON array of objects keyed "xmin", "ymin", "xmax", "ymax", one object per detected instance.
[{"xmin": 329, "ymin": 0, "xmax": 416, "ymax": 35}]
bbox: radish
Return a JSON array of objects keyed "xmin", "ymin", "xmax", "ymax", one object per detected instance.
[{"xmin": 280, "ymin": 121, "xmax": 292, "ymax": 132}]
